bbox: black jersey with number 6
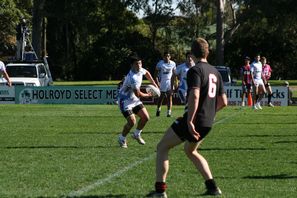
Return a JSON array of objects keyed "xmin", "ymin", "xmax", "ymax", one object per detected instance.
[{"xmin": 187, "ymin": 62, "xmax": 225, "ymax": 127}]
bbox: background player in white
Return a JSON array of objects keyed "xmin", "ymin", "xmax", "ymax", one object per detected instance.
[
  {"xmin": 118, "ymin": 55, "xmax": 158, "ymax": 148},
  {"xmin": 174, "ymin": 51, "xmax": 195, "ymax": 104},
  {"xmin": 0, "ymin": 60, "xmax": 12, "ymax": 87},
  {"xmin": 250, "ymin": 54, "xmax": 266, "ymax": 110},
  {"xmin": 154, "ymin": 52, "xmax": 176, "ymax": 117}
]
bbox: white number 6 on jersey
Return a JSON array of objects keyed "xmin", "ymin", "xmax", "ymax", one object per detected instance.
[{"xmin": 208, "ymin": 74, "xmax": 217, "ymax": 98}]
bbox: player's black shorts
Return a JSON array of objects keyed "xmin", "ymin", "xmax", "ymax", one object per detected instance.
[
  {"xmin": 171, "ymin": 115, "xmax": 211, "ymax": 143},
  {"xmin": 121, "ymin": 104, "xmax": 144, "ymax": 118},
  {"xmin": 265, "ymin": 82, "xmax": 270, "ymax": 87}
]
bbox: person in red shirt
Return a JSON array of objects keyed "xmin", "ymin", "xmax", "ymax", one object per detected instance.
[
  {"xmin": 240, "ymin": 56, "xmax": 252, "ymax": 106},
  {"xmin": 261, "ymin": 57, "xmax": 274, "ymax": 107}
]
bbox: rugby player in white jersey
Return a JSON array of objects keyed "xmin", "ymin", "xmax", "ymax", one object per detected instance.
[
  {"xmin": 0, "ymin": 60, "xmax": 12, "ymax": 87},
  {"xmin": 154, "ymin": 52, "xmax": 176, "ymax": 117},
  {"xmin": 174, "ymin": 51, "xmax": 195, "ymax": 104},
  {"xmin": 118, "ymin": 54, "xmax": 158, "ymax": 148},
  {"xmin": 250, "ymin": 54, "xmax": 266, "ymax": 110}
]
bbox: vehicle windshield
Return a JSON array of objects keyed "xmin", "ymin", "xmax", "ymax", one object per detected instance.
[
  {"xmin": 6, "ymin": 66, "xmax": 37, "ymax": 78},
  {"xmin": 218, "ymin": 70, "xmax": 229, "ymax": 82}
]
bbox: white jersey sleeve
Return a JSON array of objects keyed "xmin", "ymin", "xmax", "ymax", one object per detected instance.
[
  {"xmin": 0, "ymin": 61, "xmax": 6, "ymax": 72},
  {"xmin": 119, "ymin": 68, "xmax": 147, "ymax": 100}
]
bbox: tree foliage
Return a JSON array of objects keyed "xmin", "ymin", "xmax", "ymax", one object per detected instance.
[
  {"xmin": 0, "ymin": 0, "xmax": 31, "ymax": 54},
  {"xmin": 224, "ymin": 0, "xmax": 297, "ymax": 79},
  {"xmin": 1, "ymin": 0, "xmax": 297, "ymax": 80}
]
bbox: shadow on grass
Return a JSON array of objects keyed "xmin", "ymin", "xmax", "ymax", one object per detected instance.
[
  {"xmin": 4, "ymin": 145, "xmax": 108, "ymax": 149},
  {"xmin": 201, "ymin": 147, "xmax": 266, "ymax": 151},
  {"xmin": 59, "ymin": 131, "xmax": 118, "ymax": 135},
  {"xmin": 60, "ymin": 131, "xmax": 164, "ymax": 135},
  {"xmin": 274, "ymin": 140, "xmax": 297, "ymax": 144},
  {"xmin": 243, "ymin": 174, "xmax": 297, "ymax": 180},
  {"xmin": 238, "ymin": 134, "xmax": 297, "ymax": 138},
  {"xmin": 62, "ymin": 195, "xmax": 129, "ymax": 198}
]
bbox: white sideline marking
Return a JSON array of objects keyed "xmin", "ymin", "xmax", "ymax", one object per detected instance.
[
  {"xmin": 67, "ymin": 154, "xmax": 154, "ymax": 197},
  {"xmin": 67, "ymin": 108, "xmax": 244, "ymax": 197},
  {"xmin": 213, "ymin": 108, "xmax": 244, "ymax": 125}
]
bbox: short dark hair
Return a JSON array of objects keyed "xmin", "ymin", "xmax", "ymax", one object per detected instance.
[
  {"xmin": 163, "ymin": 51, "xmax": 170, "ymax": 56},
  {"xmin": 191, "ymin": 38, "xmax": 209, "ymax": 58},
  {"xmin": 244, "ymin": 56, "xmax": 251, "ymax": 60},
  {"xmin": 129, "ymin": 53, "xmax": 141, "ymax": 64}
]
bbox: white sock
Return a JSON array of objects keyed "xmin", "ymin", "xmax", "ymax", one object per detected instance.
[
  {"xmin": 157, "ymin": 107, "xmax": 161, "ymax": 111},
  {"xmin": 134, "ymin": 129, "xmax": 142, "ymax": 136},
  {"xmin": 167, "ymin": 110, "xmax": 171, "ymax": 115}
]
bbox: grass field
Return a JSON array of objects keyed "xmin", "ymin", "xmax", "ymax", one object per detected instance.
[{"xmin": 1, "ymin": 105, "xmax": 297, "ymax": 197}]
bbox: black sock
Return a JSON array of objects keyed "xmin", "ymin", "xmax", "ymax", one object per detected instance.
[
  {"xmin": 205, "ymin": 179, "xmax": 217, "ymax": 190},
  {"xmin": 155, "ymin": 182, "xmax": 167, "ymax": 193},
  {"xmin": 268, "ymin": 94, "xmax": 272, "ymax": 103}
]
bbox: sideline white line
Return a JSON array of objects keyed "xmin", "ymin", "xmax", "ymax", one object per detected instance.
[
  {"xmin": 67, "ymin": 154, "xmax": 155, "ymax": 197},
  {"xmin": 213, "ymin": 108, "xmax": 244, "ymax": 125},
  {"xmin": 67, "ymin": 108, "xmax": 244, "ymax": 197}
]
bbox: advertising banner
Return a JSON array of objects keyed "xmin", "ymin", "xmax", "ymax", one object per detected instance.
[
  {"xmin": 11, "ymin": 85, "xmax": 289, "ymax": 106},
  {"xmin": 15, "ymin": 86, "xmax": 118, "ymax": 104},
  {"xmin": 0, "ymin": 87, "xmax": 15, "ymax": 104},
  {"xmin": 225, "ymin": 86, "xmax": 288, "ymax": 106}
]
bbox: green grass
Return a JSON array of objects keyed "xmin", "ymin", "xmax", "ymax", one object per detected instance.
[{"xmin": 1, "ymin": 105, "xmax": 297, "ymax": 197}]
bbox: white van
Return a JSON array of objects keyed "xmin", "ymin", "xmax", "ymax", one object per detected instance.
[{"xmin": 4, "ymin": 62, "xmax": 53, "ymax": 86}]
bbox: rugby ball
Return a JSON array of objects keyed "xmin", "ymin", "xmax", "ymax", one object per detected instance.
[{"xmin": 146, "ymin": 84, "xmax": 160, "ymax": 97}]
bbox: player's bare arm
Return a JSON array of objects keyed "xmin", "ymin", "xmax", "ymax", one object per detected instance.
[
  {"xmin": 134, "ymin": 88, "xmax": 152, "ymax": 98},
  {"xmin": 154, "ymin": 67, "xmax": 160, "ymax": 88},
  {"xmin": 216, "ymin": 93, "xmax": 228, "ymax": 112},
  {"xmin": 170, "ymin": 70, "xmax": 176, "ymax": 92},
  {"xmin": 187, "ymin": 87, "xmax": 200, "ymax": 141},
  {"xmin": 3, "ymin": 71, "xmax": 12, "ymax": 87},
  {"xmin": 145, "ymin": 72, "xmax": 158, "ymax": 88}
]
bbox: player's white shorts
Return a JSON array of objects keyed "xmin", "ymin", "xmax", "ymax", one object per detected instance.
[
  {"xmin": 254, "ymin": 79, "xmax": 266, "ymax": 92},
  {"xmin": 118, "ymin": 97, "xmax": 142, "ymax": 113},
  {"xmin": 178, "ymin": 89, "xmax": 187, "ymax": 104},
  {"xmin": 254, "ymin": 79, "xmax": 265, "ymax": 86},
  {"xmin": 160, "ymin": 79, "xmax": 172, "ymax": 92}
]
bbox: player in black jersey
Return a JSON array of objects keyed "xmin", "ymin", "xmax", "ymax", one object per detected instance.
[{"xmin": 147, "ymin": 38, "xmax": 227, "ymax": 197}]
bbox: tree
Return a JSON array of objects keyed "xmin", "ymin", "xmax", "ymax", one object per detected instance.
[
  {"xmin": 224, "ymin": 0, "xmax": 297, "ymax": 79},
  {"xmin": 44, "ymin": 0, "xmax": 156, "ymax": 80},
  {"xmin": 216, "ymin": 0, "xmax": 225, "ymax": 65},
  {"xmin": 32, "ymin": 0, "xmax": 46, "ymax": 59},
  {"xmin": 0, "ymin": 0, "xmax": 31, "ymax": 57}
]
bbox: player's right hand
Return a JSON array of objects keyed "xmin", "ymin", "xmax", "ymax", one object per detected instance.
[{"xmin": 188, "ymin": 121, "xmax": 200, "ymax": 141}]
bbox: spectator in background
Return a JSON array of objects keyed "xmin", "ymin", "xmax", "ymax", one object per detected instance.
[
  {"xmin": 261, "ymin": 57, "xmax": 274, "ymax": 107},
  {"xmin": 154, "ymin": 52, "xmax": 176, "ymax": 117},
  {"xmin": 240, "ymin": 56, "xmax": 252, "ymax": 106},
  {"xmin": 284, "ymin": 81, "xmax": 293, "ymax": 105},
  {"xmin": 0, "ymin": 60, "xmax": 12, "ymax": 87}
]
